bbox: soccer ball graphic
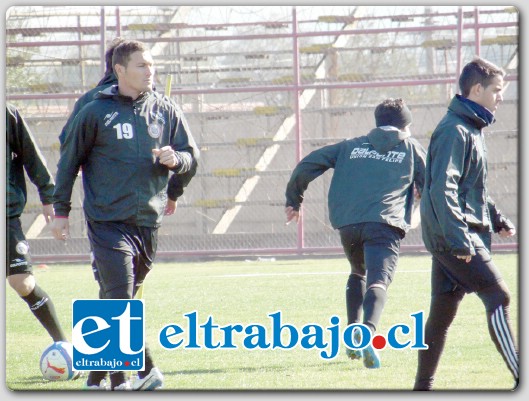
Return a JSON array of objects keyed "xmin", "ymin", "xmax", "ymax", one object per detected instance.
[{"xmin": 40, "ymin": 341, "xmax": 76, "ymax": 381}]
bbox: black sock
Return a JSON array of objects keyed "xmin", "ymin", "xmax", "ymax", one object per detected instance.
[
  {"xmin": 414, "ymin": 291, "xmax": 464, "ymax": 390},
  {"xmin": 21, "ymin": 284, "xmax": 67, "ymax": 342},
  {"xmin": 346, "ymin": 274, "xmax": 366, "ymax": 325},
  {"xmin": 87, "ymin": 371, "xmax": 108, "ymax": 387},
  {"xmin": 363, "ymin": 286, "xmax": 387, "ymax": 332},
  {"xmin": 110, "ymin": 371, "xmax": 127, "ymax": 389},
  {"xmin": 138, "ymin": 344, "xmax": 155, "ymax": 379}
]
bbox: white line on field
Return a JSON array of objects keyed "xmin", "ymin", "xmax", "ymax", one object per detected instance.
[{"xmin": 211, "ymin": 270, "xmax": 429, "ymax": 278}]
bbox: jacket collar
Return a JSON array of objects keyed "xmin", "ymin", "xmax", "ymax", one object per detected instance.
[
  {"xmin": 96, "ymin": 72, "xmax": 118, "ymax": 87},
  {"xmin": 449, "ymin": 95, "xmax": 495, "ymax": 129},
  {"xmin": 96, "ymin": 85, "xmax": 152, "ymax": 104}
]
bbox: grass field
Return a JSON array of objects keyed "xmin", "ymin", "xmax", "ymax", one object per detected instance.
[{"xmin": 5, "ymin": 253, "xmax": 518, "ymax": 392}]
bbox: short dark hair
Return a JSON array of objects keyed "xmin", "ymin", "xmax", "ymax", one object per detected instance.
[
  {"xmin": 459, "ymin": 57, "xmax": 505, "ymax": 97},
  {"xmin": 104, "ymin": 37, "xmax": 126, "ymax": 75},
  {"xmin": 374, "ymin": 98, "xmax": 412, "ymax": 129},
  {"xmin": 112, "ymin": 40, "xmax": 150, "ymax": 70}
]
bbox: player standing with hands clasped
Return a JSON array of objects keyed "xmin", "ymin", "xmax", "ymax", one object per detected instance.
[
  {"xmin": 51, "ymin": 40, "xmax": 199, "ymax": 390},
  {"xmin": 414, "ymin": 57, "xmax": 518, "ymax": 390},
  {"xmin": 285, "ymin": 98, "xmax": 426, "ymax": 369}
]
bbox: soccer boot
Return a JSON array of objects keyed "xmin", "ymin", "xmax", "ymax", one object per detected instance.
[
  {"xmin": 113, "ymin": 381, "xmax": 132, "ymax": 390},
  {"xmin": 82, "ymin": 378, "xmax": 110, "ymax": 390},
  {"xmin": 345, "ymin": 347, "xmax": 362, "ymax": 361},
  {"xmin": 362, "ymin": 344, "xmax": 381, "ymax": 369},
  {"xmin": 132, "ymin": 367, "xmax": 164, "ymax": 390},
  {"xmin": 346, "ymin": 327, "xmax": 363, "ymax": 361}
]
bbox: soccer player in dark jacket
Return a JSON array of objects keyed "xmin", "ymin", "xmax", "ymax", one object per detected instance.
[
  {"xmin": 6, "ymin": 104, "xmax": 70, "ymax": 345},
  {"xmin": 414, "ymin": 57, "xmax": 518, "ymax": 390},
  {"xmin": 59, "ymin": 37, "xmax": 194, "ymax": 214},
  {"xmin": 57, "ymin": 38, "xmax": 196, "ymax": 306},
  {"xmin": 51, "ymin": 40, "xmax": 199, "ymax": 391},
  {"xmin": 285, "ymin": 98, "xmax": 426, "ymax": 369}
]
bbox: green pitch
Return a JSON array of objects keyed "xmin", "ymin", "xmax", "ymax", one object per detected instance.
[{"xmin": 5, "ymin": 253, "xmax": 518, "ymax": 391}]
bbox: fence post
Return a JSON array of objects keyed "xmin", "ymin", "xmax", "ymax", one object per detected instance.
[
  {"xmin": 292, "ymin": 6, "xmax": 304, "ymax": 255},
  {"xmin": 455, "ymin": 7, "xmax": 464, "ymax": 88}
]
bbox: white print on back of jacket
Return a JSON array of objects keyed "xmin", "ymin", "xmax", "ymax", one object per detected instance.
[{"xmin": 350, "ymin": 147, "xmax": 406, "ymax": 163}]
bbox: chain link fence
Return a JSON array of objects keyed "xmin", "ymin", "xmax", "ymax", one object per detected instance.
[{"xmin": 6, "ymin": 5, "xmax": 518, "ymax": 262}]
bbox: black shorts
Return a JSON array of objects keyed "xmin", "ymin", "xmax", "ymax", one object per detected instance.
[
  {"xmin": 87, "ymin": 220, "xmax": 158, "ymax": 299},
  {"xmin": 430, "ymin": 247, "xmax": 503, "ymax": 295},
  {"xmin": 338, "ymin": 222, "xmax": 404, "ymax": 288},
  {"xmin": 6, "ymin": 217, "xmax": 33, "ymax": 276}
]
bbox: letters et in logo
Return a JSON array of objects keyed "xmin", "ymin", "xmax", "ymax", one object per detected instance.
[{"xmin": 72, "ymin": 300, "xmax": 145, "ymax": 371}]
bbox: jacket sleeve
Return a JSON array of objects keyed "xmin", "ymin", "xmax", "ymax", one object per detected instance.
[
  {"xmin": 285, "ymin": 142, "xmax": 341, "ymax": 210},
  {"xmin": 411, "ymin": 139, "xmax": 426, "ymax": 196},
  {"xmin": 9, "ymin": 105, "xmax": 55, "ymax": 205},
  {"xmin": 488, "ymin": 197, "xmax": 515, "ymax": 233},
  {"xmin": 169, "ymin": 105, "xmax": 200, "ymax": 174},
  {"xmin": 428, "ymin": 127, "xmax": 475, "ymax": 256},
  {"xmin": 167, "ymin": 158, "xmax": 198, "ymax": 201},
  {"xmin": 53, "ymin": 109, "xmax": 96, "ymax": 217}
]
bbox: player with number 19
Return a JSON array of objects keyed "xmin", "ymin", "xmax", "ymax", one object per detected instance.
[
  {"xmin": 58, "ymin": 37, "xmax": 194, "ymax": 217},
  {"xmin": 51, "ymin": 40, "xmax": 199, "ymax": 391}
]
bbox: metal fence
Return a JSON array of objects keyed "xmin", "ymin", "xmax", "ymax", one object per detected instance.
[{"xmin": 5, "ymin": 5, "xmax": 519, "ymax": 262}]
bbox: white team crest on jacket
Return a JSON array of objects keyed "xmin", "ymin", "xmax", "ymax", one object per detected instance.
[
  {"xmin": 148, "ymin": 123, "xmax": 162, "ymax": 138},
  {"xmin": 15, "ymin": 241, "xmax": 29, "ymax": 255}
]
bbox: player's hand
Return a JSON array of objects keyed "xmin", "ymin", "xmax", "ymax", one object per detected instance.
[
  {"xmin": 165, "ymin": 199, "xmax": 177, "ymax": 215},
  {"xmin": 456, "ymin": 255, "xmax": 472, "ymax": 263},
  {"xmin": 42, "ymin": 204, "xmax": 55, "ymax": 223},
  {"xmin": 499, "ymin": 228, "xmax": 516, "ymax": 237},
  {"xmin": 285, "ymin": 206, "xmax": 300, "ymax": 225},
  {"xmin": 414, "ymin": 185, "xmax": 422, "ymax": 200},
  {"xmin": 50, "ymin": 218, "xmax": 70, "ymax": 241},
  {"xmin": 153, "ymin": 146, "xmax": 178, "ymax": 168}
]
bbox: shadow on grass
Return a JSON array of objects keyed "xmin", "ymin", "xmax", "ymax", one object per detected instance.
[
  {"xmin": 165, "ymin": 360, "xmax": 347, "ymax": 377},
  {"xmin": 6, "ymin": 375, "xmax": 66, "ymax": 391}
]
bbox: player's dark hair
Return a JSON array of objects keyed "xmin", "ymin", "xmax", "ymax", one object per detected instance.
[
  {"xmin": 374, "ymin": 98, "xmax": 412, "ymax": 129},
  {"xmin": 104, "ymin": 37, "xmax": 126, "ymax": 75},
  {"xmin": 459, "ymin": 57, "xmax": 505, "ymax": 98},
  {"xmin": 112, "ymin": 40, "xmax": 149, "ymax": 70}
]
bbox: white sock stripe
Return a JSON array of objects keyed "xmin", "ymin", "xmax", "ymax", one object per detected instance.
[
  {"xmin": 494, "ymin": 307, "xmax": 519, "ymax": 378},
  {"xmin": 491, "ymin": 310, "xmax": 517, "ymax": 378},
  {"xmin": 494, "ymin": 306, "xmax": 519, "ymax": 373},
  {"xmin": 491, "ymin": 306, "xmax": 518, "ymax": 378},
  {"xmin": 498, "ymin": 306, "xmax": 519, "ymax": 377}
]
